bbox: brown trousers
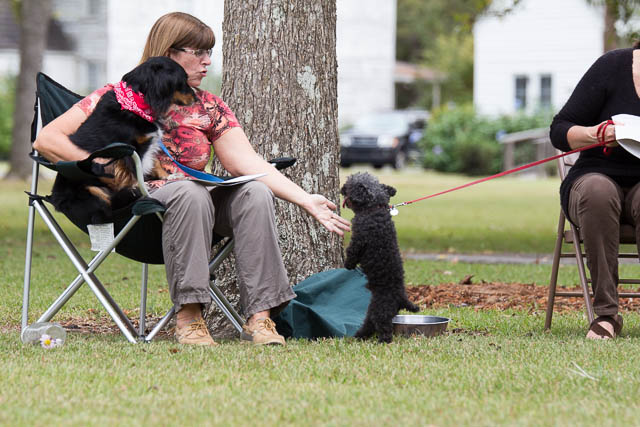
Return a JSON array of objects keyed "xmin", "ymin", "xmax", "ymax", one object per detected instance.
[
  {"xmin": 150, "ymin": 180, "xmax": 295, "ymax": 317},
  {"xmin": 568, "ymin": 173, "xmax": 640, "ymax": 316}
]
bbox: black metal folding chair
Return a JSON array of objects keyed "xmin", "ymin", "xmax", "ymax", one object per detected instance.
[
  {"xmin": 545, "ymin": 151, "xmax": 640, "ymax": 329},
  {"xmin": 21, "ymin": 72, "xmax": 264, "ymax": 343}
]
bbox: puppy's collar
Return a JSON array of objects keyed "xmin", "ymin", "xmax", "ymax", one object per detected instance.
[
  {"xmin": 113, "ymin": 81, "xmax": 154, "ymax": 122},
  {"xmin": 353, "ymin": 204, "xmax": 389, "ymax": 214}
]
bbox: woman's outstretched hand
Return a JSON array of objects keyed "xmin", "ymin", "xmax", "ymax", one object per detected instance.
[{"xmin": 303, "ymin": 194, "xmax": 351, "ymax": 236}]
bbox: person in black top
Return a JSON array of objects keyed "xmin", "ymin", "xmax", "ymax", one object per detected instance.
[{"xmin": 550, "ymin": 43, "xmax": 640, "ymax": 339}]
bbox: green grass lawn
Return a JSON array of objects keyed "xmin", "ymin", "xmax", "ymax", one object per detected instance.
[{"xmin": 2, "ymin": 172, "xmax": 640, "ymax": 425}]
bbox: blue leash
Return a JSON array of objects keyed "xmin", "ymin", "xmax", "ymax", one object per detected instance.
[{"xmin": 158, "ymin": 141, "xmax": 224, "ymax": 183}]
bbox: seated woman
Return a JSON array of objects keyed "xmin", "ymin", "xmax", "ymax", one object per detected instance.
[
  {"xmin": 33, "ymin": 11, "xmax": 350, "ymax": 346},
  {"xmin": 550, "ymin": 43, "xmax": 640, "ymax": 339}
]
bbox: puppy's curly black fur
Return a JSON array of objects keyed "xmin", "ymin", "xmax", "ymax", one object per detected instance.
[
  {"xmin": 341, "ymin": 172, "xmax": 419, "ymax": 343},
  {"xmin": 48, "ymin": 56, "xmax": 195, "ymax": 228}
]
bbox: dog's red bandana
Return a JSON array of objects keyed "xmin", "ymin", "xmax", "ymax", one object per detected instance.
[{"xmin": 113, "ymin": 81, "xmax": 154, "ymax": 122}]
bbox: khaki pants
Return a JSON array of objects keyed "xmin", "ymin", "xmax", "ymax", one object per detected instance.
[
  {"xmin": 568, "ymin": 173, "xmax": 640, "ymax": 316},
  {"xmin": 150, "ymin": 180, "xmax": 295, "ymax": 317}
]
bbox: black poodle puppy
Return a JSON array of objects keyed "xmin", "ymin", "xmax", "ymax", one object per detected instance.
[
  {"xmin": 48, "ymin": 56, "xmax": 195, "ymax": 228},
  {"xmin": 341, "ymin": 172, "xmax": 419, "ymax": 343}
]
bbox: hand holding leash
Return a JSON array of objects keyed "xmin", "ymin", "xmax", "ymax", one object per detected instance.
[{"xmin": 596, "ymin": 120, "xmax": 618, "ymax": 155}]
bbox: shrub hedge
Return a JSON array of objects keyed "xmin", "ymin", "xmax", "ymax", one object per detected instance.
[{"xmin": 420, "ymin": 104, "xmax": 553, "ymax": 176}]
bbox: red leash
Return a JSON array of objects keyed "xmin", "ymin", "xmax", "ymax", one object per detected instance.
[
  {"xmin": 390, "ymin": 135, "xmax": 614, "ymax": 213},
  {"xmin": 598, "ymin": 119, "xmax": 614, "ymax": 155}
]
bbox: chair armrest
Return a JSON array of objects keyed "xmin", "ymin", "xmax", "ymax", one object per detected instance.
[
  {"xmin": 31, "ymin": 142, "xmax": 136, "ymax": 182},
  {"xmin": 84, "ymin": 142, "xmax": 135, "ymax": 161},
  {"xmin": 268, "ymin": 157, "xmax": 296, "ymax": 170},
  {"xmin": 131, "ymin": 197, "xmax": 166, "ymax": 216}
]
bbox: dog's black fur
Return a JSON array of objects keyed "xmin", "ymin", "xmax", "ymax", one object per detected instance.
[
  {"xmin": 341, "ymin": 172, "xmax": 419, "ymax": 343},
  {"xmin": 48, "ymin": 56, "xmax": 195, "ymax": 227}
]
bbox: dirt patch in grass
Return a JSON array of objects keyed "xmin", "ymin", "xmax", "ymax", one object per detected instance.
[
  {"xmin": 10, "ymin": 283, "xmax": 639, "ymax": 336},
  {"xmin": 407, "ymin": 282, "xmax": 640, "ymax": 313},
  {"xmin": 57, "ymin": 314, "xmax": 173, "ymax": 338},
  {"xmin": 1, "ymin": 315, "xmax": 173, "ymax": 338}
]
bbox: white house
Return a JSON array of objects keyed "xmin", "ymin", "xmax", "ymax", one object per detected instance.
[
  {"xmin": 48, "ymin": 0, "xmax": 226, "ymax": 93},
  {"xmin": 473, "ymin": 0, "xmax": 605, "ymax": 116},
  {"xmin": 336, "ymin": 0, "xmax": 396, "ymax": 126},
  {"xmin": 1, "ymin": 0, "xmax": 396, "ymax": 127}
]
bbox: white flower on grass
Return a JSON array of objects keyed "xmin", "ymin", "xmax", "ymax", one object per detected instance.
[
  {"xmin": 40, "ymin": 334, "xmax": 55, "ymax": 349},
  {"xmin": 39, "ymin": 334, "xmax": 63, "ymax": 349}
]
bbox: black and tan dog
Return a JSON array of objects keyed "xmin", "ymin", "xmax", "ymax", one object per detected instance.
[
  {"xmin": 341, "ymin": 172, "xmax": 419, "ymax": 343},
  {"xmin": 48, "ymin": 56, "xmax": 195, "ymax": 226}
]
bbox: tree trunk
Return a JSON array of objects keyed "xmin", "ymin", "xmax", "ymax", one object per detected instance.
[
  {"xmin": 603, "ymin": 0, "xmax": 617, "ymax": 52},
  {"xmin": 206, "ymin": 0, "xmax": 342, "ymax": 336},
  {"xmin": 5, "ymin": 0, "xmax": 52, "ymax": 180}
]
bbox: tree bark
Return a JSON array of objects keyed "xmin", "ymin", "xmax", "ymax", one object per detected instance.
[
  {"xmin": 206, "ymin": 0, "xmax": 342, "ymax": 336},
  {"xmin": 5, "ymin": 0, "xmax": 52, "ymax": 180}
]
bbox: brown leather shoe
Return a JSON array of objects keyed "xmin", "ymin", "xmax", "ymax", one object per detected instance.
[
  {"xmin": 241, "ymin": 318, "xmax": 285, "ymax": 345},
  {"xmin": 175, "ymin": 318, "xmax": 218, "ymax": 346}
]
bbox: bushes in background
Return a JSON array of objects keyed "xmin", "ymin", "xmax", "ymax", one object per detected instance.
[{"xmin": 419, "ymin": 103, "xmax": 553, "ymax": 176}]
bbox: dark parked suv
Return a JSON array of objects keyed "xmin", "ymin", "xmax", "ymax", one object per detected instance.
[{"xmin": 340, "ymin": 110, "xmax": 428, "ymax": 169}]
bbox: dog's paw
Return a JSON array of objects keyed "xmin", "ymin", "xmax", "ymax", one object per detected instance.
[
  {"xmin": 377, "ymin": 335, "xmax": 393, "ymax": 344},
  {"xmin": 344, "ymin": 259, "xmax": 359, "ymax": 270},
  {"xmin": 403, "ymin": 299, "xmax": 420, "ymax": 313},
  {"xmin": 353, "ymin": 330, "xmax": 372, "ymax": 340}
]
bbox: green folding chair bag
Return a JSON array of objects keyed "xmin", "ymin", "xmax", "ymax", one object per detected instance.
[{"xmin": 274, "ymin": 268, "xmax": 370, "ymax": 339}]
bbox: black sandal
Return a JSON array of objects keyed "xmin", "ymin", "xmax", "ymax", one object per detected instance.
[{"xmin": 588, "ymin": 314, "xmax": 623, "ymax": 339}]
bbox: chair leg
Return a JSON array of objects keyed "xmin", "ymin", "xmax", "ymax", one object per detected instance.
[
  {"xmin": 33, "ymin": 201, "xmax": 139, "ymax": 343},
  {"xmin": 139, "ymin": 263, "xmax": 148, "ymax": 337},
  {"xmin": 569, "ymin": 224, "xmax": 595, "ymax": 324},
  {"xmin": 207, "ymin": 237, "xmax": 244, "ymax": 333},
  {"xmin": 545, "ymin": 213, "xmax": 566, "ymax": 330},
  {"xmin": 22, "ymin": 204, "xmax": 37, "ymax": 333},
  {"xmin": 208, "ymin": 284, "xmax": 244, "ymax": 333},
  {"xmin": 37, "ymin": 247, "xmax": 115, "ymax": 323},
  {"xmin": 144, "ymin": 307, "xmax": 175, "ymax": 342},
  {"xmin": 144, "ymin": 237, "xmax": 244, "ymax": 342},
  {"xmin": 22, "ymin": 161, "xmax": 41, "ymax": 334}
]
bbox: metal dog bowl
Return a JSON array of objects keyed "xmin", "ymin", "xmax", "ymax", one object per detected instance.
[{"xmin": 392, "ymin": 315, "xmax": 450, "ymax": 337}]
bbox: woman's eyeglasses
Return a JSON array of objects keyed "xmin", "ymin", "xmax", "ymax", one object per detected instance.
[{"xmin": 172, "ymin": 47, "xmax": 213, "ymax": 58}]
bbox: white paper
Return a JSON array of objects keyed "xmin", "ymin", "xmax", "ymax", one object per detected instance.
[
  {"xmin": 612, "ymin": 114, "xmax": 640, "ymax": 159},
  {"xmin": 87, "ymin": 223, "xmax": 115, "ymax": 252}
]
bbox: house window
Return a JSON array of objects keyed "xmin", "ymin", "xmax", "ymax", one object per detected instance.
[
  {"xmin": 88, "ymin": 0, "xmax": 100, "ymax": 16},
  {"xmin": 540, "ymin": 74, "xmax": 552, "ymax": 108},
  {"xmin": 515, "ymin": 76, "xmax": 528, "ymax": 110}
]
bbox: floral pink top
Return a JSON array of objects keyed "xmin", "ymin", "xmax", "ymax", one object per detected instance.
[{"xmin": 75, "ymin": 85, "xmax": 240, "ymax": 189}]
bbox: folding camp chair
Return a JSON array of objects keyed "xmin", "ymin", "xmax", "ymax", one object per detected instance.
[
  {"xmin": 22, "ymin": 72, "xmax": 292, "ymax": 343},
  {"xmin": 545, "ymin": 151, "xmax": 640, "ymax": 329}
]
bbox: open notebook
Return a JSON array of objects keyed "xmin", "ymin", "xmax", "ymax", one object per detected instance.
[
  {"xmin": 188, "ymin": 173, "xmax": 266, "ymax": 186},
  {"xmin": 613, "ymin": 114, "xmax": 640, "ymax": 159},
  {"xmin": 158, "ymin": 141, "xmax": 266, "ymax": 186}
]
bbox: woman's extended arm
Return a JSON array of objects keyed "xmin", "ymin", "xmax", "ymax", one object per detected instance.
[
  {"xmin": 33, "ymin": 105, "xmax": 90, "ymax": 162},
  {"xmin": 550, "ymin": 51, "xmax": 619, "ymax": 151},
  {"xmin": 213, "ymin": 127, "xmax": 350, "ymax": 236}
]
